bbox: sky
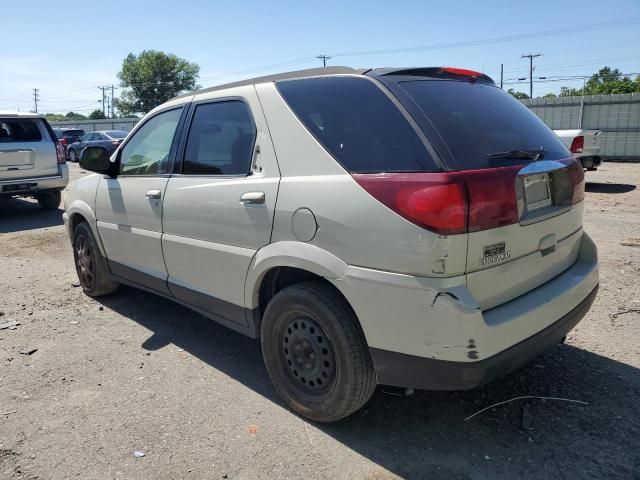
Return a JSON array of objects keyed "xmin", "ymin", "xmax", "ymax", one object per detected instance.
[{"xmin": 1, "ymin": 0, "xmax": 639, "ymax": 114}]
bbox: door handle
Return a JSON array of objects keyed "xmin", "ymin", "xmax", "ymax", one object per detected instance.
[
  {"xmin": 145, "ymin": 189, "xmax": 162, "ymax": 199},
  {"xmin": 240, "ymin": 191, "xmax": 265, "ymax": 204}
]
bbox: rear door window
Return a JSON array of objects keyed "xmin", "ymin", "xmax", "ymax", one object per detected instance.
[
  {"xmin": 0, "ymin": 119, "xmax": 43, "ymax": 142},
  {"xmin": 276, "ymin": 76, "xmax": 437, "ymax": 173},
  {"xmin": 182, "ymin": 100, "xmax": 256, "ymax": 176},
  {"xmin": 397, "ymin": 80, "xmax": 570, "ymax": 170}
]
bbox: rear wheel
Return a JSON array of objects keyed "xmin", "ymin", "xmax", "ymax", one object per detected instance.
[
  {"xmin": 261, "ymin": 281, "xmax": 376, "ymax": 422},
  {"xmin": 68, "ymin": 148, "xmax": 78, "ymax": 162},
  {"xmin": 36, "ymin": 191, "xmax": 61, "ymax": 210},
  {"xmin": 73, "ymin": 222, "xmax": 118, "ymax": 296}
]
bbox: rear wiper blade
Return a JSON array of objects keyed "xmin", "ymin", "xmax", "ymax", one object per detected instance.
[{"xmin": 486, "ymin": 149, "xmax": 546, "ymax": 160}]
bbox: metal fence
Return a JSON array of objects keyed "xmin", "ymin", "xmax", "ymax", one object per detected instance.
[
  {"xmin": 51, "ymin": 93, "xmax": 640, "ymax": 161},
  {"xmin": 522, "ymin": 93, "xmax": 640, "ymax": 161}
]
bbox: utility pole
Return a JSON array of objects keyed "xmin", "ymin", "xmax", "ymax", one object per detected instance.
[
  {"xmin": 98, "ymin": 86, "xmax": 107, "ymax": 116},
  {"xmin": 33, "ymin": 88, "xmax": 39, "ymax": 113},
  {"xmin": 106, "ymin": 96, "xmax": 111, "ymax": 120},
  {"xmin": 521, "ymin": 53, "xmax": 542, "ymax": 98},
  {"xmin": 111, "ymin": 84, "xmax": 115, "ymax": 118},
  {"xmin": 500, "ymin": 64, "xmax": 504, "ymax": 89},
  {"xmin": 316, "ymin": 55, "xmax": 331, "ymax": 68}
]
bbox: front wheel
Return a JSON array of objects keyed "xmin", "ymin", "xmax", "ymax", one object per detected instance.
[
  {"xmin": 73, "ymin": 222, "xmax": 118, "ymax": 296},
  {"xmin": 261, "ymin": 281, "xmax": 376, "ymax": 422}
]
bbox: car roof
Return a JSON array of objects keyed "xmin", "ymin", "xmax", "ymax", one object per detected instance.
[
  {"xmin": 0, "ymin": 110, "xmax": 44, "ymax": 119},
  {"xmin": 171, "ymin": 66, "xmax": 495, "ymax": 102},
  {"xmin": 172, "ymin": 66, "xmax": 367, "ymax": 100}
]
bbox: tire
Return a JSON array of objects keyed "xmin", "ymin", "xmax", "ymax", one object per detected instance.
[
  {"xmin": 36, "ymin": 191, "xmax": 61, "ymax": 210},
  {"xmin": 68, "ymin": 148, "xmax": 78, "ymax": 162},
  {"xmin": 261, "ymin": 280, "xmax": 376, "ymax": 422},
  {"xmin": 73, "ymin": 222, "xmax": 118, "ymax": 297}
]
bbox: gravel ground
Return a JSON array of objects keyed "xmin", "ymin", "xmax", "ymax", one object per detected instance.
[{"xmin": 1, "ymin": 162, "xmax": 639, "ymax": 480}]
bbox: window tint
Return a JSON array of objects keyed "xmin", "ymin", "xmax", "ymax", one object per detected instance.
[
  {"xmin": 81, "ymin": 133, "xmax": 93, "ymax": 142},
  {"xmin": 183, "ymin": 101, "xmax": 256, "ymax": 175},
  {"xmin": 398, "ymin": 80, "xmax": 570, "ymax": 169},
  {"xmin": 0, "ymin": 119, "xmax": 43, "ymax": 142},
  {"xmin": 105, "ymin": 130, "xmax": 127, "ymax": 139},
  {"xmin": 276, "ymin": 76, "xmax": 437, "ymax": 173},
  {"xmin": 120, "ymin": 108, "xmax": 182, "ymax": 176}
]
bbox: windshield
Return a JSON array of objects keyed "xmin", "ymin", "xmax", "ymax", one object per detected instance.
[{"xmin": 398, "ymin": 80, "xmax": 570, "ymax": 169}]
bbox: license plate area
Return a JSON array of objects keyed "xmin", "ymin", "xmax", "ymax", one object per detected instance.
[{"xmin": 524, "ymin": 173, "xmax": 552, "ymax": 211}]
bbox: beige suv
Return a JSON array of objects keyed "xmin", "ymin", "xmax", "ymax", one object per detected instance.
[{"xmin": 64, "ymin": 67, "xmax": 599, "ymax": 422}]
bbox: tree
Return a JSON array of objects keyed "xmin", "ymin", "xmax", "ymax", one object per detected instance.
[
  {"xmin": 89, "ymin": 109, "xmax": 106, "ymax": 120},
  {"xmin": 65, "ymin": 111, "xmax": 87, "ymax": 120},
  {"xmin": 507, "ymin": 88, "xmax": 530, "ymax": 100},
  {"xmin": 114, "ymin": 50, "xmax": 200, "ymax": 115},
  {"xmin": 559, "ymin": 67, "xmax": 640, "ymax": 97},
  {"xmin": 542, "ymin": 92, "xmax": 557, "ymax": 99}
]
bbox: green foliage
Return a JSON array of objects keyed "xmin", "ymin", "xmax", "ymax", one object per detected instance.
[
  {"xmin": 542, "ymin": 92, "xmax": 557, "ymax": 99},
  {"xmin": 115, "ymin": 50, "xmax": 200, "ymax": 115},
  {"xmin": 559, "ymin": 67, "xmax": 640, "ymax": 97},
  {"xmin": 89, "ymin": 109, "xmax": 106, "ymax": 120},
  {"xmin": 507, "ymin": 88, "xmax": 530, "ymax": 100},
  {"xmin": 44, "ymin": 113, "xmax": 66, "ymax": 122},
  {"xmin": 65, "ymin": 111, "xmax": 87, "ymax": 120}
]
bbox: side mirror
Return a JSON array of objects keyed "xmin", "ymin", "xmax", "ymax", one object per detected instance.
[{"xmin": 80, "ymin": 147, "xmax": 116, "ymax": 176}]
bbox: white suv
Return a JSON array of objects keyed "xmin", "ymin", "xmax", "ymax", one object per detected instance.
[
  {"xmin": 1, "ymin": 112, "xmax": 68, "ymax": 209},
  {"xmin": 63, "ymin": 67, "xmax": 599, "ymax": 422}
]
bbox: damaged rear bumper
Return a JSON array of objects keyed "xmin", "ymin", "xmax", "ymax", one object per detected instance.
[{"xmin": 370, "ymin": 285, "xmax": 598, "ymax": 390}]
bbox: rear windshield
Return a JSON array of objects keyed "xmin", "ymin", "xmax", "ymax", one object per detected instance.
[
  {"xmin": 0, "ymin": 119, "xmax": 43, "ymax": 142},
  {"xmin": 277, "ymin": 76, "xmax": 437, "ymax": 173},
  {"xmin": 105, "ymin": 130, "xmax": 127, "ymax": 138},
  {"xmin": 399, "ymin": 80, "xmax": 570, "ymax": 169},
  {"xmin": 63, "ymin": 129, "xmax": 85, "ymax": 137}
]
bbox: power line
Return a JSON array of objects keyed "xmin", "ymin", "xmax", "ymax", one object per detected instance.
[{"xmin": 328, "ymin": 18, "xmax": 640, "ymax": 58}]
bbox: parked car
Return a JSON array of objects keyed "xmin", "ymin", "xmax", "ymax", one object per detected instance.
[
  {"xmin": 63, "ymin": 67, "xmax": 599, "ymax": 422},
  {"xmin": 554, "ymin": 129, "xmax": 602, "ymax": 170},
  {"xmin": 66, "ymin": 130, "xmax": 127, "ymax": 162},
  {"xmin": 52, "ymin": 128, "xmax": 86, "ymax": 151},
  {"xmin": 1, "ymin": 111, "xmax": 68, "ymax": 209}
]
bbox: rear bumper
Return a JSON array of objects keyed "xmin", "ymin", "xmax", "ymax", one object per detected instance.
[
  {"xmin": 0, "ymin": 165, "xmax": 69, "ymax": 196},
  {"xmin": 371, "ymin": 285, "xmax": 598, "ymax": 390},
  {"xmin": 332, "ymin": 232, "xmax": 599, "ymax": 390},
  {"xmin": 577, "ymin": 155, "xmax": 602, "ymax": 170}
]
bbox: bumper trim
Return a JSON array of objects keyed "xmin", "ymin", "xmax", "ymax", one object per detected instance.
[{"xmin": 370, "ymin": 285, "xmax": 598, "ymax": 390}]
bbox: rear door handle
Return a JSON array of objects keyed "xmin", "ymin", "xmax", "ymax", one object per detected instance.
[
  {"xmin": 240, "ymin": 191, "xmax": 265, "ymax": 204},
  {"xmin": 145, "ymin": 189, "xmax": 162, "ymax": 199}
]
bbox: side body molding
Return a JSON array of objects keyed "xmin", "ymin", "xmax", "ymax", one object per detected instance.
[{"xmin": 244, "ymin": 241, "xmax": 348, "ymax": 309}]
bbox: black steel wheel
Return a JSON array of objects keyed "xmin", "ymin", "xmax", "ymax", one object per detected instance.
[
  {"xmin": 72, "ymin": 222, "xmax": 118, "ymax": 296},
  {"xmin": 261, "ymin": 280, "xmax": 376, "ymax": 422}
]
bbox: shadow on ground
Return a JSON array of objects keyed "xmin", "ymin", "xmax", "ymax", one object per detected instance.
[
  {"xmin": 0, "ymin": 197, "xmax": 63, "ymax": 233},
  {"xmin": 98, "ymin": 286, "xmax": 640, "ymax": 479},
  {"xmin": 585, "ymin": 182, "xmax": 637, "ymax": 194}
]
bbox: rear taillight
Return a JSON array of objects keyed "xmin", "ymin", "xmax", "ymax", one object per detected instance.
[
  {"xmin": 55, "ymin": 142, "xmax": 66, "ymax": 164},
  {"xmin": 564, "ymin": 159, "xmax": 585, "ymax": 204},
  {"xmin": 353, "ymin": 166, "xmax": 521, "ymax": 235},
  {"xmin": 59, "ymin": 138, "xmax": 68, "ymax": 146},
  {"xmin": 570, "ymin": 135, "xmax": 584, "ymax": 153}
]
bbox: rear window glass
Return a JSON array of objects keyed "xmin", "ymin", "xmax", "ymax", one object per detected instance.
[
  {"xmin": 64, "ymin": 129, "xmax": 85, "ymax": 137},
  {"xmin": 105, "ymin": 130, "xmax": 127, "ymax": 139},
  {"xmin": 399, "ymin": 80, "xmax": 570, "ymax": 169},
  {"xmin": 277, "ymin": 76, "xmax": 437, "ymax": 173},
  {"xmin": 0, "ymin": 119, "xmax": 43, "ymax": 142}
]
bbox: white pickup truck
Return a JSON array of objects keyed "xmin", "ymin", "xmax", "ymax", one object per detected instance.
[{"xmin": 554, "ymin": 129, "xmax": 602, "ymax": 170}]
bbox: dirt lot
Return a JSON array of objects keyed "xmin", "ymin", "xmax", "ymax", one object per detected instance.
[{"xmin": 1, "ymin": 162, "xmax": 639, "ymax": 479}]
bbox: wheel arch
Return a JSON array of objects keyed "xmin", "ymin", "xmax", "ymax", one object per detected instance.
[
  {"xmin": 245, "ymin": 241, "xmax": 348, "ymax": 311},
  {"xmin": 67, "ymin": 201, "xmax": 106, "ymax": 256}
]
